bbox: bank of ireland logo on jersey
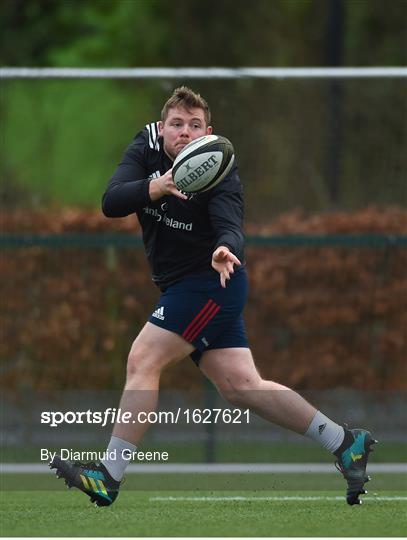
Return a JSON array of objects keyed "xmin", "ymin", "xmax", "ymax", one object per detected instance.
[{"xmin": 152, "ymin": 306, "xmax": 165, "ymax": 320}]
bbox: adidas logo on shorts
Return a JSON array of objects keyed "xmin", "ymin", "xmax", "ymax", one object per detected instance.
[{"xmin": 152, "ymin": 306, "xmax": 165, "ymax": 320}]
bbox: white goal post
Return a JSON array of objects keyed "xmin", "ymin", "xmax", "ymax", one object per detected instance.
[{"xmin": 1, "ymin": 67, "xmax": 406, "ymax": 79}]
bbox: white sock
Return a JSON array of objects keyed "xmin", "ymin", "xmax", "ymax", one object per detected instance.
[
  {"xmin": 101, "ymin": 436, "xmax": 137, "ymax": 481},
  {"xmin": 305, "ymin": 411, "xmax": 345, "ymax": 453}
]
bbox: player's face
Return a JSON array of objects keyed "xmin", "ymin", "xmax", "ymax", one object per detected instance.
[{"xmin": 159, "ymin": 106, "xmax": 212, "ymax": 160}]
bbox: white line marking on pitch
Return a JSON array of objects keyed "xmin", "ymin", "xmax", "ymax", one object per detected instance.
[{"xmin": 150, "ymin": 496, "xmax": 407, "ymax": 502}]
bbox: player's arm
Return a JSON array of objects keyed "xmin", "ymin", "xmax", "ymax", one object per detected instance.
[
  {"xmin": 102, "ymin": 142, "xmax": 152, "ymax": 217},
  {"xmin": 208, "ymin": 168, "xmax": 245, "ymax": 287},
  {"xmin": 103, "ymin": 142, "xmax": 187, "ymax": 217}
]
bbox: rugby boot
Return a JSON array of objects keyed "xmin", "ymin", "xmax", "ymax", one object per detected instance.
[
  {"xmin": 334, "ymin": 428, "xmax": 377, "ymax": 505},
  {"xmin": 50, "ymin": 455, "xmax": 120, "ymax": 507}
]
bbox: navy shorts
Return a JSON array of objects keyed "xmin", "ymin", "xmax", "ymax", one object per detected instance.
[{"xmin": 148, "ymin": 267, "xmax": 249, "ymax": 364}]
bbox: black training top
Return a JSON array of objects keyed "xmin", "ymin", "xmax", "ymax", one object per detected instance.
[{"xmin": 102, "ymin": 122, "xmax": 245, "ymax": 289}]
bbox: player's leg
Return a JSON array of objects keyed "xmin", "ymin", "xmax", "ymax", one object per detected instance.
[
  {"xmin": 51, "ymin": 322, "xmax": 194, "ymax": 506},
  {"xmin": 200, "ymin": 347, "xmax": 317, "ymax": 433},
  {"xmin": 200, "ymin": 347, "xmax": 377, "ymax": 505},
  {"xmin": 112, "ymin": 322, "xmax": 194, "ymax": 443}
]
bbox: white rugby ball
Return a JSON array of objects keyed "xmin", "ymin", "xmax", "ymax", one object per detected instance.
[{"xmin": 172, "ymin": 134, "xmax": 235, "ymax": 193}]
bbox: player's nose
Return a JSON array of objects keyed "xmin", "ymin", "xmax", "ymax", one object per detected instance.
[{"xmin": 180, "ymin": 124, "xmax": 191, "ymax": 137}]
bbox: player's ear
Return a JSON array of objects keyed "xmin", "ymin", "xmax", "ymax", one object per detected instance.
[
  {"xmin": 206, "ymin": 125, "xmax": 213, "ymax": 135},
  {"xmin": 158, "ymin": 121, "xmax": 164, "ymax": 135}
]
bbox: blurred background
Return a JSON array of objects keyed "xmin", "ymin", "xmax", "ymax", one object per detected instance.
[
  {"xmin": 1, "ymin": 0, "xmax": 406, "ymax": 212},
  {"xmin": 1, "ymin": 0, "xmax": 406, "ymax": 466}
]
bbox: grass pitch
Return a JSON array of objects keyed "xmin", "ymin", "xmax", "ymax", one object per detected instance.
[{"xmin": 1, "ymin": 473, "xmax": 406, "ymax": 537}]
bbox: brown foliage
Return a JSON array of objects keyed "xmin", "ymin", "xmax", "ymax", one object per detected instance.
[{"xmin": 1, "ymin": 207, "xmax": 406, "ymax": 394}]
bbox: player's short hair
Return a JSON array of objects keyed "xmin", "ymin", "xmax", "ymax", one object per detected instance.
[{"xmin": 161, "ymin": 86, "xmax": 211, "ymax": 126}]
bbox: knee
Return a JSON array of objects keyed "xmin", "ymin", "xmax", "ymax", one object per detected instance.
[
  {"xmin": 126, "ymin": 343, "xmax": 162, "ymax": 380},
  {"xmin": 218, "ymin": 386, "xmax": 246, "ymax": 408},
  {"xmin": 216, "ymin": 372, "xmax": 263, "ymax": 408}
]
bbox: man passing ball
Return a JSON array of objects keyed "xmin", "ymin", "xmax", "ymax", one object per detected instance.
[{"xmin": 51, "ymin": 86, "xmax": 376, "ymax": 507}]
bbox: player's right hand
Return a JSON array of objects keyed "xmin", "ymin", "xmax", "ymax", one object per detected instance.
[{"xmin": 149, "ymin": 169, "xmax": 188, "ymax": 201}]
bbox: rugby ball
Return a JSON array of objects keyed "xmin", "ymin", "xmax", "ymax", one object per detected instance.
[{"xmin": 172, "ymin": 135, "xmax": 235, "ymax": 193}]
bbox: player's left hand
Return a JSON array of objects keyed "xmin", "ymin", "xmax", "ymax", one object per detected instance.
[{"xmin": 212, "ymin": 246, "xmax": 241, "ymax": 288}]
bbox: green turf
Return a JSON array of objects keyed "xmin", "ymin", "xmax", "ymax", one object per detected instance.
[
  {"xmin": 1, "ymin": 489, "xmax": 406, "ymax": 537},
  {"xmin": 1, "ymin": 474, "xmax": 406, "ymax": 536}
]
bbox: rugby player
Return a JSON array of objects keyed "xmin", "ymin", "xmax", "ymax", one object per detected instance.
[{"xmin": 51, "ymin": 86, "xmax": 376, "ymax": 506}]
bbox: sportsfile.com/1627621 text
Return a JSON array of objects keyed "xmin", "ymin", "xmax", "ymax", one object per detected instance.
[{"xmin": 40, "ymin": 408, "xmax": 251, "ymax": 427}]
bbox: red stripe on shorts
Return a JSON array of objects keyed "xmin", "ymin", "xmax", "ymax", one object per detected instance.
[
  {"xmin": 182, "ymin": 299, "xmax": 220, "ymax": 342},
  {"xmin": 187, "ymin": 303, "xmax": 221, "ymax": 342},
  {"xmin": 182, "ymin": 299, "xmax": 214, "ymax": 341}
]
